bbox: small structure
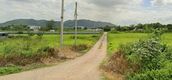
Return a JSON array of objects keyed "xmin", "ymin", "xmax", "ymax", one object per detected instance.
[
  {"xmin": 78, "ymin": 26, "xmax": 85, "ymax": 29},
  {"xmin": 87, "ymin": 28, "xmax": 103, "ymax": 32},
  {"xmin": 50, "ymin": 30, "xmax": 55, "ymax": 32},
  {"xmin": 0, "ymin": 32, "xmax": 8, "ymax": 39},
  {"xmin": 29, "ymin": 26, "xmax": 41, "ymax": 32}
]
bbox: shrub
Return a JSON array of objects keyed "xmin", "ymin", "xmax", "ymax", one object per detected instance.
[
  {"xmin": 120, "ymin": 37, "xmax": 166, "ymax": 71},
  {"xmin": 110, "ymin": 29, "xmax": 119, "ymax": 33},
  {"xmin": 92, "ymin": 35, "xmax": 98, "ymax": 38},
  {"xmin": 118, "ymin": 31, "xmax": 172, "ymax": 80},
  {"xmin": 70, "ymin": 36, "xmax": 86, "ymax": 39},
  {"xmin": 103, "ymin": 26, "xmax": 111, "ymax": 32},
  {"xmin": 37, "ymin": 33, "xmax": 43, "ymax": 36},
  {"xmin": 164, "ymin": 48, "xmax": 172, "ymax": 61},
  {"xmin": 72, "ymin": 44, "xmax": 90, "ymax": 51},
  {"xmin": 28, "ymin": 33, "xmax": 35, "ymax": 36},
  {"xmin": 36, "ymin": 33, "xmax": 44, "ymax": 39},
  {"xmin": 37, "ymin": 46, "xmax": 59, "ymax": 57},
  {"xmin": 127, "ymin": 69, "xmax": 172, "ymax": 80},
  {"xmin": 0, "ymin": 66, "xmax": 22, "ymax": 75},
  {"xmin": 102, "ymin": 51, "xmax": 129, "ymax": 75}
]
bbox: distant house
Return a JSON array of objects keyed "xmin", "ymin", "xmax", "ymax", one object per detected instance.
[
  {"xmin": 0, "ymin": 32, "xmax": 8, "ymax": 38},
  {"xmin": 96, "ymin": 28, "xmax": 103, "ymax": 32},
  {"xmin": 50, "ymin": 30, "xmax": 55, "ymax": 32},
  {"xmin": 78, "ymin": 26, "xmax": 85, "ymax": 29},
  {"xmin": 29, "ymin": 26, "xmax": 41, "ymax": 32},
  {"xmin": 87, "ymin": 28, "xmax": 103, "ymax": 32}
]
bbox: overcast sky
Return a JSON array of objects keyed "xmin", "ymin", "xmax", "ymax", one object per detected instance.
[{"xmin": 0, "ymin": 0, "xmax": 172, "ymax": 25}]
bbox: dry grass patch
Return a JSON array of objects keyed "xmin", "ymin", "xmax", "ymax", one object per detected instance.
[{"xmin": 101, "ymin": 51, "xmax": 137, "ymax": 80}]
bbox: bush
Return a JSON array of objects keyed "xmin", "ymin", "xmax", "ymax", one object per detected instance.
[
  {"xmin": 164, "ymin": 48, "xmax": 172, "ymax": 61},
  {"xmin": 0, "ymin": 65, "xmax": 22, "ymax": 75},
  {"xmin": 36, "ymin": 33, "xmax": 44, "ymax": 39},
  {"xmin": 28, "ymin": 33, "xmax": 35, "ymax": 36},
  {"xmin": 37, "ymin": 46, "xmax": 59, "ymax": 57},
  {"xmin": 102, "ymin": 51, "xmax": 129, "ymax": 75},
  {"xmin": 110, "ymin": 29, "xmax": 119, "ymax": 33},
  {"xmin": 103, "ymin": 26, "xmax": 111, "ymax": 32},
  {"xmin": 2, "ymin": 37, "xmax": 34, "ymax": 57},
  {"xmin": 120, "ymin": 37, "xmax": 166, "ymax": 71},
  {"xmin": 118, "ymin": 31, "xmax": 172, "ymax": 80},
  {"xmin": 92, "ymin": 35, "xmax": 98, "ymax": 38},
  {"xmin": 72, "ymin": 44, "xmax": 90, "ymax": 51},
  {"xmin": 70, "ymin": 36, "xmax": 86, "ymax": 39},
  {"xmin": 127, "ymin": 69, "xmax": 172, "ymax": 80}
]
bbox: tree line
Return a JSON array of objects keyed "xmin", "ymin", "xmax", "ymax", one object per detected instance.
[
  {"xmin": 0, "ymin": 20, "xmax": 87, "ymax": 32},
  {"xmin": 1, "ymin": 22, "xmax": 172, "ymax": 32},
  {"xmin": 104, "ymin": 22, "xmax": 172, "ymax": 32},
  {"xmin": 0, "ymin": 20, "xmax": 57, "ymax": 31}
]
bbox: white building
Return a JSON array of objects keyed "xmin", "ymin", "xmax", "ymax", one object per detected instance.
[
  {"xmin": 87, "ymin": 28, "xmax": 103, "ymax": 32},
  {"xmin": 29, "ymin": 26, "xmax": 41, "ymax": 32}
]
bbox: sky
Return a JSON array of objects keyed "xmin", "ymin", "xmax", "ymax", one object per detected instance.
[{"xmin": 0, "ymin": 0, "xmax": 172, "ymax": 25}]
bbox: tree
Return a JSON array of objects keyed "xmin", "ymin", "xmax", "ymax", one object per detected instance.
[
  {"xmin": 84, "ymin": 27, "xmax": 87, "ymax": 30},
  {"xmin": 46, "ymin": 20, "xmax": 56, "ymax": 31},
  {"xmin": 0, "ymin": 24, "xmax": 29, "ymax": 31},
  {"xmin": 103, "ymin": 25, "xmax": 111, "ymax": 32},
  {"xmin": 166, "ymin": 24, "xmax": 172, "ymax": 31}
]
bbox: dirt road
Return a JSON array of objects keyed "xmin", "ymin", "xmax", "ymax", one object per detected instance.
[{"xmin": 0, "ymin": 33, "xmax": 107, "ymax": 80}]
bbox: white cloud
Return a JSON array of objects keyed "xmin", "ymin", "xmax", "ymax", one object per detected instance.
[
  {"xmin": 0, "ymin": 0, "xmax": 74, "ymax": 23},
  {"xmin": 151, "ymin": 0, "xmax": 172, "ymax": 6},
  {"xmin": 0, "ymin": 0, "xmax": 172, "ymax": 25}
]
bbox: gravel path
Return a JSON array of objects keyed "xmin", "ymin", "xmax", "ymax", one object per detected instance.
[{"xmin": 0, "ymin": 32, "xmax": 107, "ymax": 80}]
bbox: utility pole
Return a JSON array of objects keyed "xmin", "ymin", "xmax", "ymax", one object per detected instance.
[
  {"xmin": 60, "ymin": 0, "xmax": 64, "ymax": 48},
  {"xmin": 74, "ymin": 0, "xmax": 78, "ymax": 47}
]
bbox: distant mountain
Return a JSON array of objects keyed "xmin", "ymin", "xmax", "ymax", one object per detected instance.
[
  {"xmin": 0, "ymin": 19, "xmax": 60, "ymax": 27},
  {"xmin": 0, "ymin": 19, "xmax": 114, "ymax": 28},
  {"xmin": 64, "ymin": 19, "xmax": 114, "ymax": 28}
]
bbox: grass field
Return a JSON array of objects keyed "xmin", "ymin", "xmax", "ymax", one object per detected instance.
[
  {"xmin": 0, "ymin": 34, "xmax": 100, "ymax": 56},
  {"xmin": 108, "ymin": 32, "xmax": 172, "ymax": 55},
  {"xmin": 104, "ymin": 32, "xmax": 172, "ymax": 80},
  {"xmin": 108, "ymin": 33, "xmax": 148, "ymax": 55},
  {"xmin": 0, "ymin": 34, "xmax": 101, "ymax": 75},
  {"xmin": 162, "ymin": 33, "xmax": 172, "ymax": 47}
]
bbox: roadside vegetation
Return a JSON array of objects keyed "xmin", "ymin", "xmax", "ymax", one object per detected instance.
[
  {"xmin": 105, "ymin": 22, "xmax": 172, "ymax": 32},
  {"xmin": 108, "ymin": 33, "xmax": 148, "ymax": 55},
  {"xmin": 0, "ymin": 34, "xmax": 100, "ymax": 75},
  {"xmin": 102, "ymin": 30, "xmax": 172, "ymax": 80}
]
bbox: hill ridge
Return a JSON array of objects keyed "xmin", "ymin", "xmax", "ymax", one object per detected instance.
[{"xmin": 0, "ymin": 19, "xmax": 114, "ymax": 28}]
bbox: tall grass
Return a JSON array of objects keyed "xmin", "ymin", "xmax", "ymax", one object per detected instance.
[
  {"xmin": 108, "ymin": 32, "xmax": 172, "ymax": 56},
  {"xmin": 0, "ymin": 34, "xmax": 100, "ymax": 56},
  {"xmin": 0, "ymin": 34, "xmax": 100, "ymax": 75},
  {"xmin": 108, "ymin": 33, "xmax": 148, "ymax": 55},
  {"xmin": 105, "ymin": 32, "xmax": 172, "ymax": 80}
]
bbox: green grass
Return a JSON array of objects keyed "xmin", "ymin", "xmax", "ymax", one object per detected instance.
[
  {"xmin": 0, "ymin": 34, "xmax": 100, "ymax": 56},
  {"xmin": 0, "ymin": 66, "xmax": 22, "ymax": 75},
  {"xmin": 105, "ymin": 32, "xmax": 172, "ymax": 80},
  {"xmin": 108, "ymin": 32, "xmax": 172, "ymax": 56},
  {"xmin": 0, "ymin": 34, "xmax": 100, "ymax": 75},
  {"xmin": 108, "ymin": 33, "xmax": 148, "ymax": 55},
  {"xmin": 162, "ymin": 33, "xmax": 172, "ymax": 47}
]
